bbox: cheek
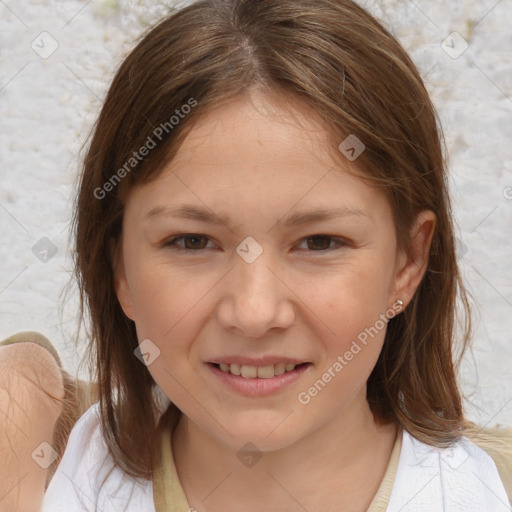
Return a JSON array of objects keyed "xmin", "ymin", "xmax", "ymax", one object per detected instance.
[
  {"xmin": 129, "ymin": 266, "xmax": 201, "ymax": 337},
  {"xmin": 125, "ymin": 264, "xmax": 209, "ymax": 403},
  {"xmin": 322, "ymin": 298, "xmax": 387, "ymax": 375},
  {"xmin": 124, "ymin": 256, "xmax": 219, "ymax": 369},
  {"xmin": 307, "ymin": 260, "xmax": 393, "ymax": 373},
  {"xmin": 313, "ymin": 260, "xmax": 393, "ymax": 327},
  {"xmin": 299, "ymin": 277, "xmax": 390, "ymax": 413}
]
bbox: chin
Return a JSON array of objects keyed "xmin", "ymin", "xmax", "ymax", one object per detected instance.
[{"xmin": 215, "ymin": 413, "xmax": 307, "ymax": 452}]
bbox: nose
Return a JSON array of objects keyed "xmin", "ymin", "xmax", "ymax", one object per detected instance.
[{"xmin": 215, "ymin": 249, "xmax": 296, "ymax": 338}]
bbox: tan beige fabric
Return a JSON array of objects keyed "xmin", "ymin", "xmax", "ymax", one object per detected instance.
[
  {"xmin": 366, "ymin": 428, "xmax": 403, "ymax": 512},
  {"xmin": 153, "ymin": 407, "xmax": 191, "ymax": 511}
]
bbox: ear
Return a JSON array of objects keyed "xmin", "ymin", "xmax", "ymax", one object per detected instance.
[
  {"xmin": 391, "ymin": 210, "xmax": 436, "ymax": 308},
  {"xmin": 113, "ymin": 243, "xmax": 136, "ymax": 321}
]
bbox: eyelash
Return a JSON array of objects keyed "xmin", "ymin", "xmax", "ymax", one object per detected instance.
[{"xmin": 163, "ymin": 234, "xmax": 349, "ymax": 254}]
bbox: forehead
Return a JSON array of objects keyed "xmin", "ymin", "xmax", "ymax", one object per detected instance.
[
  {"xmin": 126, "ymin": 91, "xmax": 391, "ymax": 224},
  {"xmin": 172, "ymin": 91, "xmax": 334, "ymax": 170}
]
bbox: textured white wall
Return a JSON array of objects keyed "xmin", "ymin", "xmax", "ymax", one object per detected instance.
[{"xmin": 1, "ymin": 0, "xmax": 511, "ymax": 427}]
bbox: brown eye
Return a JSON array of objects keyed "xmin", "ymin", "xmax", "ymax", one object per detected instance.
[
  {"xmin": 183, "ymin": 235, "xmax": 209, "ymax": 250},
  {"xmin": 296, "ymin": 235, "xmax": 347, "ymax": 252},
  {"xmin": 306, "ymin": 236, "xmax": 332, "ymax": 250},
  {"xmin": 165, "ymin": 234, "xmax": 212, "ymax": 251}
]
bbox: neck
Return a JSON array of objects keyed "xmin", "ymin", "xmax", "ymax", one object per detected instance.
[{"xmin": 172, "ymin": 389, "xmax": 397, "ymax": 512}]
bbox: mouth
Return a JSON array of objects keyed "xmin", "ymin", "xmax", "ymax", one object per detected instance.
[
  {"xmin": 208, "ymin": 361, "xmax": 310, "ymax": 379},
  {"xmin": 205, "ymin": 359, "xmax": 312, "ymax": 397}
]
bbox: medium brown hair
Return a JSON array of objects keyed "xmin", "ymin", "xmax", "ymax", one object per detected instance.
[{"xmin": 73, "ymin": 0, "xmax": 472, "ymax": 479}]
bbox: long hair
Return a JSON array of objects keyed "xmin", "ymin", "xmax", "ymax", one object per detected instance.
[{"xmin": 73, "ymin": 0, "xmax": 472, "ymax": 479}]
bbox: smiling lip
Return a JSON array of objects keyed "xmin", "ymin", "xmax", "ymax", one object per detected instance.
[
  {"xmin": 208, "ymin": 356, "xmax": 306, "ymax": 366},
  {"xmin": 206, "ymin": 361, "xmax": 312, "ymax": 397}
]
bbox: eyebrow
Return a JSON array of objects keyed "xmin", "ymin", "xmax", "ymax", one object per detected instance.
[{"xmin": 144, "ymin": 204, "xmax": 369, "ymax": 227}]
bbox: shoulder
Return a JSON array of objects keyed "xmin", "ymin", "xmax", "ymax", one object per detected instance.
[
  {"xmin": 41, "ymin": 402, "xmax": 155, "ymax": 512},
  {"xmin": 387, "ymin": 429, "xmax": 511, "ymax": 512}
]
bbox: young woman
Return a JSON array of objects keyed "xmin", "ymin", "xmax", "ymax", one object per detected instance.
[{"xmin": 1, "ymin": 1, "xmax": 510, "ymax": 511}]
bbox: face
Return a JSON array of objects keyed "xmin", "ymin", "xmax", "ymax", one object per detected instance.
[{"xmin": 116, "ymin": 91, "xmax": 432, "ymax": 452}]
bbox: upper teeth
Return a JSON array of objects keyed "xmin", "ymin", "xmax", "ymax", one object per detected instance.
[{"xmin": 218, "ymin": 363, "xmax": 297, "ymax": 378}]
